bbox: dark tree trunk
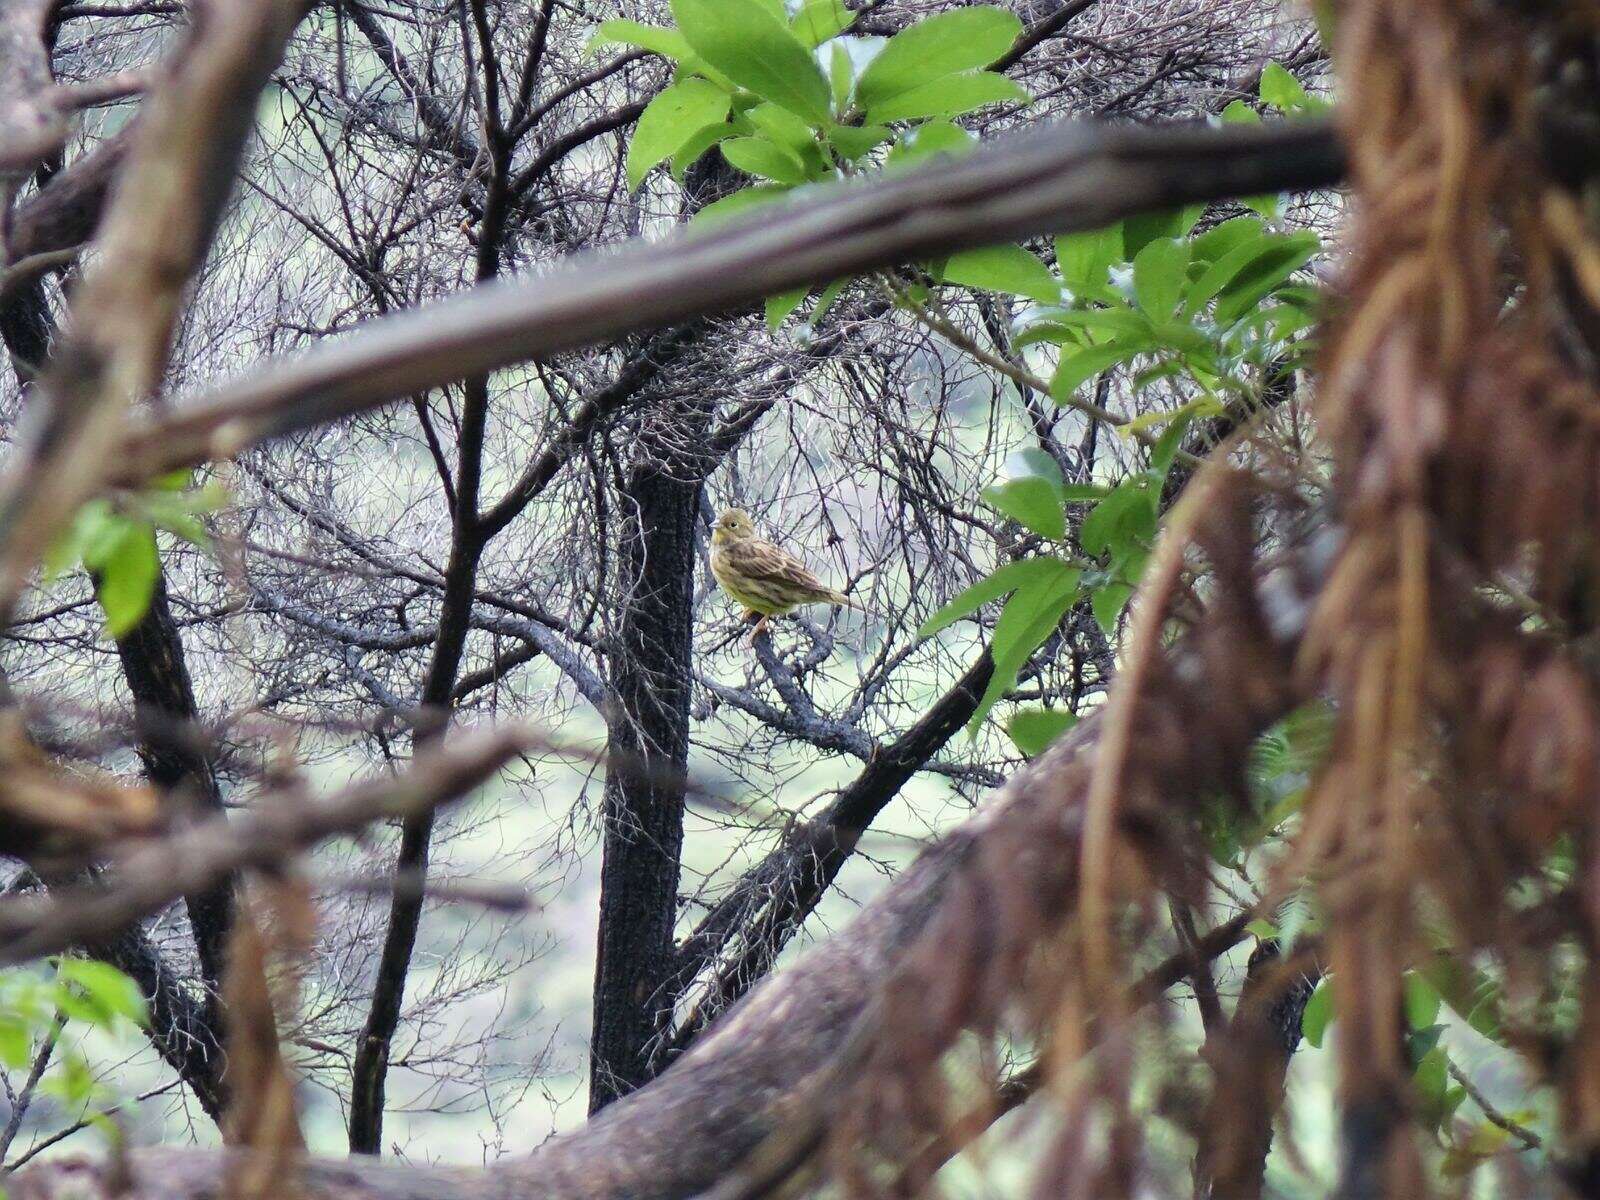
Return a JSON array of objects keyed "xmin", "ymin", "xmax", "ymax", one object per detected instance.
[
  {"xmin": 114, "ymin": 571, "xmax": 234, "ymax": 996},
  {"xmin": 0, "ymin": 278, "xmax": 51, "ymax": 385},
  {"xmin": 589, "ymin": 434, "xmax": 704, "ymax": 1112}
]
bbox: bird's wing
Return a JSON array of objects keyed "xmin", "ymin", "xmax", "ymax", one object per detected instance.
[{"xmin": 728, "ymin": 538, "xmax": 835, "ymax": 597}]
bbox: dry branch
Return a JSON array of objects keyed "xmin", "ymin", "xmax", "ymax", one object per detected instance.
[
  {"xmin": 12, "ymin": 520, "xmax": 1338, "ymax": 1200},
  {"xmin": 0, "ymin": 0, "xmax": 308, "ymax": 618},
  {"xmin": 0, "ymin": 0, "xmax": 71, "ymax": 177},
  {"xmin": 0, "ymin": 724, "xmax": 538, "ymax": 966},
  {"xmin": 113, "ymin": 118, "xmax": 1343, "ymax": 483}
]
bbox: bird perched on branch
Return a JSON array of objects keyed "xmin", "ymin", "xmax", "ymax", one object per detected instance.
[{"xmin": 710, "ymin": 509, "xmax": 862, "ymax": 644}]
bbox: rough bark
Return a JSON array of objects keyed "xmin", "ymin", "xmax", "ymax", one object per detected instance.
[
  {"xmin": 114, "ymin": 575, "xmax": 233, "ymax": 982},
  {"xmin": 589, "ymin": 418, "xmax": 706, "ymax": 1112},
  {"xmin": 112, "ymin": 570, "xmax": 234, "ymax": 1116},
  {"xmin": 1193, "ymin": 941, "xmax": 1318, "ymax": 1200},
  {"xmin": 94, "ymin": 920, "xmax": 227, "ymax": 1123}
]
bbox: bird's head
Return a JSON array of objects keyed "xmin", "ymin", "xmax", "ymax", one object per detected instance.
[{"xmin": 712, "ymin": 508, "xmax": 757, "ymax": 546}]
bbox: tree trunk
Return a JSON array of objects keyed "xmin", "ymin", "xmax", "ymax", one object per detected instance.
[
  {"xmin": 589, "ymin": 448, "xmax": 701, "ymax": 1112},
  {"xmin": 114, "ymin": 571, "xmax": 233, "ymax": 995}
]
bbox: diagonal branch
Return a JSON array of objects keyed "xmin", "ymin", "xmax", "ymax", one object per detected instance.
[
  {"xmin": 0, "ymin": 0, "xmax": 310, "ymax": 620},
  {"xmin": 661, "ymin": 651, "xmax": 997, "ymax": 1059},
  {"xmin": 0, "ymin": 724, "xmax": 541, "ymax": 967},
  {"xmin": 112, "ymin": 118, "xmax": 1345, "ymax": 485}
]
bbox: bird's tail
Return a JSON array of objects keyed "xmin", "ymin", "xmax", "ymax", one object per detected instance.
[{"xmin": 831, "ymin": 591, "xmax": 866, "ymax": 612}]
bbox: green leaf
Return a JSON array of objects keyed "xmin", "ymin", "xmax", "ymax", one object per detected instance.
[
  {"xmin": 690, "ymin": 183, "xmax": 791, "ymax": 227},
  {"xmin": 1404, "ymin": 972, "xmax": 1443, "ymax": 1031},
  {"xmin": 0, "ymin": 1014, "xmax": 31, "ymax": 1069},
  {"xmin": 826, "ymin": 123, "xmax": 892, "ymax": 161},
  {"xmin": 628, "ymin": 78, "xmax": 732, "ymax": 189},
  {"xmin": 967, "ymin": 566, "xmax": 1082, "ymax": 736},
  {"xmin": 1123, "ymin": 204, "xmax": 1205, "ymax": 258},
  {"xmin": 142, "ymin": 500, "xmax": 210, "ymax": 548},
  {"xmin": 1301, "ymin": 977, "xmax": 1334, "ymax": 1048},
  {"xmin": 866, "ymin": 70, "xmax": 1027, "ymax": 124},
  {"xmin": 829, "ymin": 42, "xmax": 854, "ymax": 113},
  {"xmin": 811, "ymin": 277, "xmax": 848, "ymax": 323},
  {"xmin": 671, "ymin": 121, "xmax": 735, "ymax": 180},
  {"xmin": 884, "ymin": 119, "xmax": 975, "ymax": 169},
  {"xmin": 1422, "ymin": 955, "xmax": 1506, "ymax": 1045},
  {"xmin": 1061, "ymin": 483, "xmax": 1111, "ymax": 502},
  {"xmin": 1055, "ymin": 223, "xmax": 1123, "ymax": 298},
  {"xmin": 791, "ymin": 0, "xmax": 854, "ymax": 47},
  {"xmin": 1081, "ymin": 477, "xmax": 1157, "ymax": 558},
  {"xmin": 1181, "ymin": 230, "xmax": 1276, "ymax": 317},
  {"xmin": 586, "ymin": 19, "xmax": 692, "ymax": 61},
  {"xmin": 44, "ymin": 498, "xmax": 114, "ymax": 582},
  {"xmin": 981, "ymin": 449, "xmax": 1066, "ymax": 540},
  {"xmin": 766, "ymin": 287, "xmax": 808, "ymax": 329},
  {"xmin": 980, "ymin": 479, "xmax": 1066, "ymax": 538},
  {"xmin": 746, "ymin": 102, "xmax": 816, "ymax": 154},
  {"xmin": 1214, "ymin": 231, "xmax": 1319, "ymax": 326},
  {"xmin": 943, "ymin": 244, "xmax": 1058, "ymax": 305},
  {"xmin": 1020, "ymin": 306, "xmax": 1152, "ymax": 346},
  {"xmin": 1007, "ymin": 707, "xmax": 1077, "ymax": 757},
  {"xmin": 1220, "ymin": 98, "xmax": 1259, "ymax": 124},
  {"xmin": 1413, "ymin": 1044, "xmax": 1449, "ymax": 1116},
  {"xmin": 1259, "ymin": 62, "xmax": 1309, "ymax": 112},
  {"xmin": 1245, "ymin": 918, "xmax": 1280, "ymax": 939},
  {"xmin": 721, "ymin": 135, "xmax": 809, "ymax": 184},
  {"xmin": 1090, "ymin": 581, "xmax": 1132, "ymax": 635},
  {"xmin": 1242, "ymin": 191, "xmax": 1283, "ymax": 220},
  {"xmin": 1050, "ymin": 340, "xmax": 1147, "ymax": 401},
  {"xmin": 671, "ymin": 0, "xmax": 831, "ymax": 123},
  {"xmin": 55, "ymin": 959, "xmax": 147, "ymax": 1027},
  {"xmin": 83, "ymin": 519, "xmax": 159, "ymax": 639},
  {"xmin": 1189, "ymin": 215, "xmax": 1265, "ymax": 265},
  {"xmin": 919, "ymin": 556, "xmax": 1077, "ymax": 638},
  {"xmin": 1132, "ymin": 237, "xmax": 1190, "ymax": 321},
  {"xmin": 1150, "ymin": 411, "xmax": 1195, "ymax": 476},
  {"xmin": 855, "ymin": 7, "xmax": 1022, "ymax": 111}
]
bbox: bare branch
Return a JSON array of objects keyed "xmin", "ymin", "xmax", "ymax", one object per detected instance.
[{"xmin": 115, "ymin": 119, "xmax": 1344, "ymax": 483}]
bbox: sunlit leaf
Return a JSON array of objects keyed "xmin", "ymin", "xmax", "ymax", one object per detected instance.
[
  {"xmin": 790, "ymin": 0, "xmax": 854, "ymax": 47},
  {"xmin": 866, "ymin": 71, "xmax": 1028, "ymax": 125},
  {"xmin": 766, "ymin": 288, "xmax": 809, "ymax": 329},
  {"xmin": 1007, "ymin": 707, "xmax": 1077, "ymax": 757},
  {"xmin": 855, "ymin": 7, "xmax": 1022, "ymax": 111},
  {"xmin": 1259, "ymin": 61, "xmax": 1309, "ymax": 112},
  {"xmin": 919, "ymin": 556, "xmax": 1077, "ymax": 638},
  {"xmin": 721, "ymin": 135, "xmax": 809, "ymax": 184},
  {"xmin": 672, "ymin": 0, "xmax": 831, "ymax": 123},
  {"xmin": 1302, "ymin": 977, "xmax": 1334, "ymax": 1048},
  {"xmin": 627, "ymin": 78, "xmax": 732, "ymax": 189},
  {"xmin": 1132, "ymin": 237, "xmax": 1189, "ymax": 321},
  {"xmin": 943, "ymin": 244, "xmax": 1058, "ymax": 304}
]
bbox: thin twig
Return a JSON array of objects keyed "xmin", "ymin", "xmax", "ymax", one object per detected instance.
[{"xmin": 1447, "ymin": 1060, "xmax": 1544, "ymax": 1152}]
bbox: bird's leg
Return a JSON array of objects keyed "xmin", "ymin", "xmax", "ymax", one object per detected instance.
[{"xmin": 746, "ymin": 613, "xmax": 771, "ymax": 648}]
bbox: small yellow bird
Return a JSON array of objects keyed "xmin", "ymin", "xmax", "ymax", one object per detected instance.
[{"xmin": 709, "ymin": 509, "xmax": 862, "ymax": 643}]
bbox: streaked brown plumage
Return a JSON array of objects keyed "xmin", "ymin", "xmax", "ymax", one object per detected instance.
[{"xmin": 709, "ymin": 509, "xmax": 861, "ymax": 643}]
